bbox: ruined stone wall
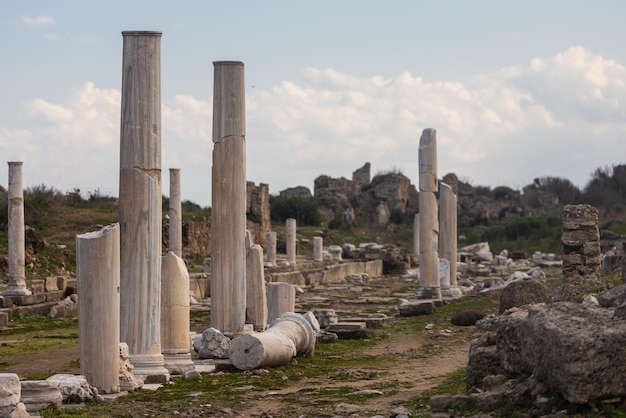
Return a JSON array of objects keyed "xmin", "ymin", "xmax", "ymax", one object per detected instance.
[
  {"xmin": 562, "ymin": 204, "xmax": 601, "ymax": 277},
  {"xmin": 246, "ymin": 181, "xmax": 271, "ymax": 246}
]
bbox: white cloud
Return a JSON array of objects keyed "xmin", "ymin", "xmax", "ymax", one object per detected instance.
[
  {"xmin": 20, "ymin": 16, "xmax": 56, "ymax": 29},
  {"xmin": 1, "ymin": 47, "xmax": 624, "ymax": 206}
]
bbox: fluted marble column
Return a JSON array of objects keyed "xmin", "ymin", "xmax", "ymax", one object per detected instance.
[
  {"xmin": 168, "ymin": 168, "xmax": 182, "ymax": 258},
  {"xmin": 118, "ymin": 30, "xmax": 169, "ymax": 383},
  {"xmin": 76, "ymin": 224, "xmax": 120, "ymax": 393},
  {"xmin": 4, "ymin": 162, "xmax": 31, "ymax": 296},
  {"xmin": 210, "ymin": 61, "xmax": 247, "ymax": 334},
  {"xmin": 286, "ymin": 218, "xmax": 297, "ymax": 265},
  {"xmin": 417, "ymin": 129, "xmax": 442, "ymax": 300},
  {"xmin": 439, "ymin": 182, "xmax": 462, "ymax": 298}
]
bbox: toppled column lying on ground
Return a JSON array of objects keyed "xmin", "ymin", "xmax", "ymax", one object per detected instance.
[
  {"xmin": 229, "ymin": 312, "xmax": 316, "ymax": 370},
  {"xmin": 76, "ymin": 223, "xmax": 120, "ymax": 394}
]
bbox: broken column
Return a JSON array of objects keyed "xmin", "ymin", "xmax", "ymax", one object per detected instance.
[
  {"xmin": 210, "ymin": 61, "xmax": 247, "ymax": 334},
  {"xmin": 312, "ymin": 236, "xmax": 323, "ymax": 262},
  {"xmin": 4, "ymin": 162, "xmax": 31, "ymax": 296},
  {"xmin": 118, "ymin": 30, "xmax": 169, "ymax": 383},
  {"xmin": 168, "ymin": 168, "xmax": 182, "ymax": 258},
  {"xmin": 76, "ymin": 223, "xmax": 120, "ymax": 394},
  {"xmin": 265, "ymin": 231, "xmax": 277, "ymax": 267},
  {"xmin": 286, "ymin": 218, "xmax": 297, "ymax": 265},
  {"xmin": 439, "ymin": 182, "xmax": 462, "ymax": 298},
  {"xmin": 229, "ymin": 312, "xmax": 315, "ymax": 371},
  {"xmin": 161, "ymin": 252, "xmax": 197, "ymax": 378},
  {"xmin": 417, "ymin": 128, "xmax": 442, "ymax": 300},
  {"xmin": 266, "ymin": 282, "xmax": 295, "ymax": 324},
  {"xmin": 246, "ymin": 244, "xmax": 268, "ymax": 331}
]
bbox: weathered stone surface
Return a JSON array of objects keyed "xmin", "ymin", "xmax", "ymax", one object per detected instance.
[
  {"xmin": 497, "ymin": 302, "xmax": 626, "ymax": 403},
  {"xmin": 314, "ymin": 309, "xmax": 338, "ymax": 328},
  {"xmin": 246, "ymin": 182, "xmax": 271, "ymax": 247},
  {"xmin": 598, "ymin": 283, "xmax": 626, "ymax": 308},
  {"xmin": 6, "ymin": 402, "xmax": 30, "ymax": 418},
  {"xmin": 266, "ymin": 282, "xmax": 295, "ymax": 324},
  {"xmin": 46, "ymin": 374, "xmax": 97, "ymax": 402},
  {"xmin": 0, "ymin": 312, "xmax": 8, "ymax": 329},
  {"xmin": 168, "ymin": 168, "xmax": 183, "ymax": 257},
  {"xmin": 499, "ymin": 279, "xmax": 549, "ymax": 314},
  {"xmin": 279, "ymin": 186, "xmax": 312, "ymax": 200},
  {"xmin": 5, "ymin": 162, "xmax": 31, "ymax": 296},
  {"xmin": 0, "ymin": 373, "xmax": 21, "ymax": 416},
  {"xmin": 118, "ymin": 342, "xmax": 143, "ymax": 392},
  {"xmin": 49, "ymin": 294, "xmax": 78, "ymax": 319},
  {"xmin": 76, "ymin": 224, "xmax": 120, "ymax": 394},
  {"xmin": 397, "ymin": 299, "xmax": 434, "ymax": 317},
  {"xmin": 20, "ymin": 380, "xmax": 62, "ymax": 412},
  {"xmin": 562, "ymin": 204, "xmax": 601, "ymax": 278},
  {"xmin": 193, "ymin": 327, "xmax": 231, "ymax": 359},
  {"xmin": 352, "ymin": 162, "xmax": 371, "ymax": 189},
  {"xmin": 246, "ymin": 244, "xmax": 267, "ymax": 331}
]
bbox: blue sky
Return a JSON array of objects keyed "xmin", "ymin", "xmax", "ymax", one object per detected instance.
[{"xmin": 1, "ymin": 1, "xmax": 625, "ymax": 206}]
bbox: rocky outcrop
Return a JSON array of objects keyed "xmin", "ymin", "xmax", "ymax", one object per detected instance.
[
  {"xmin": 457, "ymin": 299, "xmax": 626, "ymax": 415},
  {"xmin": 279, "ymin": 186, "xmax": 312, "ymax": 200},
  {"xmin": 356, "ymin": 172, "xmax": 418, "ymax": 225},
  {"xmin": 498, "ymin": 279, "xmax": 549, "ymax": 314},
  {"xmin": 352, "ymin": 162, "xmax": 371, "ymax": 189},
  {"xmin": 313, "ymin": 175, "xmax": 360, "ymax": 220}
]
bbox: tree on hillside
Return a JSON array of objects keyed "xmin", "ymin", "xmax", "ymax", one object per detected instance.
[{"xmin": 583, "ymin": 164, "xmax": 626, "ymax": 208}]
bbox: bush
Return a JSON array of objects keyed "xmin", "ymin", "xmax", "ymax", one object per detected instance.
[{"xmin": 270, "ymin": 195, "xmax": 321, "ymax": 226}]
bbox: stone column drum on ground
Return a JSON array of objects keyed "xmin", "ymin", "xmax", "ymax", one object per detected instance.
[
  {"xmin": 161, "ymin": 252, "xmax": 198, "ymax": 378},
  {"xmin": 439, "ymin": 182, "xmax": 462, "ymax": 298},
  {"xmin": 168, "ymin": 168, "xmax": 182, "ymax": 258},
  {"xmin": 76, "ymin": 224, "xmax": 120, "ymax": 394},
  {"xmin": 265, "ymin": 231, "xmax": 277, "ymax": 267},
  {"xmin": 210, "ymin": 61, "xmax": 247, "ymax": 334},
  {"xmin": 4, "ymin": 162, "xmax": 31, "ymax": 296},
  {"xmin": 118, "ymin": 30, "xmax": 169, "ymax": 383},
  {"xmin": 417, "ymin": 128, "xmax": 442, "ymax": 300},
  {"xmin": 246, "ymin": 244, "xmax": 268, "ymax": 331},
  {"xmin": 313, "ymin": 236, "xmax": 323, "ymax": 262},
  {"xmin": 286, "ymin": 218, "xmax": 297, "ymax": 265}
]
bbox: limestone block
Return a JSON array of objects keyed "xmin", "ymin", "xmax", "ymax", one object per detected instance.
[
  {"xmin": 327, "ymin": 245, "xmax": 342, "ymax": 262},
  {"xmin": 49, "ymin": 295, "xmax": 78, "ymax": 319},
  {"xmin": 315, "ymin": 309, "xmax": 338, "ymax": 328},
  {"xmin": 27, "ymin": 280, "xmax": 44, "ymax": 295},
  {"xmin": 0, "ymin": 312, "xmax": 8, "ymax": 328},
  {"xmin": 7, "ymin": 402, "xmax": 30, "ymax": 418},
  {"xmin": 46, "ymin": 374, "xmax": 97, "ymax": 402},
  {"xmin": 20, "ymin": 380, "xmax": 62, "ymax": 412},
  {"xmin": 0, "ymin": 373, "xmax": 21, "ymax": 416},
  {"xmin": 193, "ymin": 327, "xmax": 231, "ymax": 359},
  {"xmin": 118, "ymin": 342, "xmax": 143, "ymax": 392},
  {"xmin": 398, "ymin": 300, "xmax": 434, "ymax": 316},
  {"xmin": 56, "ymin": 276, "xmax": 68, "ymax": 292},
  {"xmin": 44, "ymin": 277, "xmax": 59, "ymax": 292}
]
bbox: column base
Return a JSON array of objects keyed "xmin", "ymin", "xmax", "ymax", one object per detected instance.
[
  {"xmin": 163, "ymin": 353, "xmax": 201, "ymax": 379},
  {"xmin": 130, "ymin": 353, "xmax": 170, "ymax": 384},
  {"xmin": 441, "ymin": 286, "xmax": 463, "ymax": 300},
  {"xmin": 3, "ymin": 285, "xmax": 32, "ymax": 296},
  {"xmin": 415, "ymin": 287, "xmax": 443, "ymax": 302}
]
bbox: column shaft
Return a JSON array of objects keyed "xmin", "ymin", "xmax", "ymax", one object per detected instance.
[
  {"xmin": 168, "ymin": 168, "xmax": 182, "ymax": 257},
  {"xmin": 5, "ymin": 162, "xmax": 30, "ymax": 296},
  {"xmin": 118, "ymin": 30, "xmax": 169, "ymax": 382}
]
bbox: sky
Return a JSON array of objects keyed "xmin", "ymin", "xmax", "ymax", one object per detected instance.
[{"xmin": 1, "ymin": 1, "xmax": 625, "ymax": 207}]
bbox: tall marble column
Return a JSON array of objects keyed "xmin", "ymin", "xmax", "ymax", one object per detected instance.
[
  {"xmin": 265, "ymin": 231, "xmax": 277, "ymax": 267},
  {"xmin": 4, "ymin": 162, "xmax": 31, "ymax": 296},
  {"xmin": 286, "ymin": 218, "xmax": 297, "ymax": 265},
  {"xmin": 210, "ymin": 61, "xmax": 247, "ymax": 334},
  {"xmin": 168, "ymin": 168, "xmax": 182, "ymax": 258},
  {"xmin": 439, "ymin": 182, "xmax": 462, "ymax": 298},
  {"xmin": 417, "ymin": 129, "xmax": 442, "ymax": 300},
  {"xmin": 76, "ymin": 224, "xmax": 120, "ymax": 394},
  {"xmin": 118, "ymin": 31, "xmax": 169, "ymax": 383}
]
